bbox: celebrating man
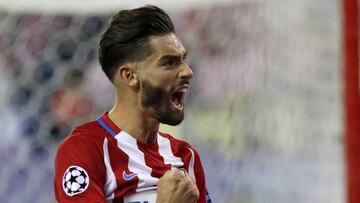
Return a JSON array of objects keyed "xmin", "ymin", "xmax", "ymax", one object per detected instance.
[{"xmin": 54, "ymin": 5, "xmax": 210, "ymax": 203}]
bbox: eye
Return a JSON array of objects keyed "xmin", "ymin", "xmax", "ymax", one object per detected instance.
[{"xmin": 162, "ymin": 58, "xmax": 180, "ymax": 67}]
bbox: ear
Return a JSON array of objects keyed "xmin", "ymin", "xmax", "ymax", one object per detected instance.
[{"xmin": 119, "ymin": 65, "xmax": 139, "ymax": 88}]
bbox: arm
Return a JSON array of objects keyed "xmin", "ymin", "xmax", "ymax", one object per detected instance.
[{"xmin": 54, "ymin": 134, "xmax": 107, "ymax": 202}]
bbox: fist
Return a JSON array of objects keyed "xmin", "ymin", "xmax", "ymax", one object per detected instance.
[{"xmin": 156, "ymin": 169, "xmax": 199, "ymax": 203}]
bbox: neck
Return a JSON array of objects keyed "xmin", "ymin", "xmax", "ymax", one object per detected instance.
[{"xmin": 108, "ymin": 94, "xmax": 160, "ymax": 144}]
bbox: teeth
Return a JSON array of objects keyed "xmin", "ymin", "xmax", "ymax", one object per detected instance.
[{"xmin": 176, "ymin": 87, "xmax": 188, "ymax": 93}]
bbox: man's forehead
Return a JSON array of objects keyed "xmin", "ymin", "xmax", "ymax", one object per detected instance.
[{"xmin": 148, "ymin": 34, "xmax": 186, "ymax": 56}]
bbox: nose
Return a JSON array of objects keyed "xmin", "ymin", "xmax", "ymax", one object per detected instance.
[{"xmin": 178, "ymin": 63, "xmax": 193, "ymax": 80}]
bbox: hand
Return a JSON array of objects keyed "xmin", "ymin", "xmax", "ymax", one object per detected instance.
[{"xmin": 156, "ymin": 168, "xmax": 199, "ymax": 203}]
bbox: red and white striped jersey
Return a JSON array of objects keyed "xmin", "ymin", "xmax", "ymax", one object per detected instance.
[{"xmin": 54, "ymin": 112, "xmax": 210, "ymax": 203}]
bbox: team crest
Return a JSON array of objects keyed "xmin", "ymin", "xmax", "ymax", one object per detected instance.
[{"xmin": 62, "ymin": 165, "xmax": 89, "ymax": 196}]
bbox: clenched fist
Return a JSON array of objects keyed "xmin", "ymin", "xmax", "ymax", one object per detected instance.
[{"xmin": 156, "ymin": 169, "xmax": 199, "ymax": 203}]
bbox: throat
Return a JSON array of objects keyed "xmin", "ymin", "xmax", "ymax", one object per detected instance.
[
  {"xmin": 127, "ymin": 121, "xmax": 160, "ymax": 144},
  {"xmin": 144, "ymin": 133, "xmax": 158, "ymax": 144},
  {"xmin": 108, "ymin": 106, "xmax": 160, "ymax": 144}
]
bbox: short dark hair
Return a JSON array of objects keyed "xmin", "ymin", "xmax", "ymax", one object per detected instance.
[{"xmin": 98, "ymin": 5, "xmax": 175, "ymax": 82}]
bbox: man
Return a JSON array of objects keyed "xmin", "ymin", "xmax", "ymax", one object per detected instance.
[{"xmin": 54, "ymin": 5, "xmax": 211, "ymax": 203}]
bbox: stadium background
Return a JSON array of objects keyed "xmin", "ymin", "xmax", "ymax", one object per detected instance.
[{"xmin": 0, "ymin": 0, "xmax": 359, "ymax": 202}]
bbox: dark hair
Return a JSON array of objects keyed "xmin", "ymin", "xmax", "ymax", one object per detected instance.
[{"xmin": 98, "ymin": 5, "xmax": 175, "ymax": 82}]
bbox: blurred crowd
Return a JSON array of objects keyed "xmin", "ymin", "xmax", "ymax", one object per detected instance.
[
  {"xmin": 0, "ymin": 2, "xmax": 344, "ymax": 202},
  {"xmin": 0, "ymin": 13, "xmax": 115, "ymax": 202}
]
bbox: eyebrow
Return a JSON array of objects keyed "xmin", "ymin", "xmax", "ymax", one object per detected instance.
[{"xmin": 158, "ymin": 51, "xmax": 188, "ymax": 63}]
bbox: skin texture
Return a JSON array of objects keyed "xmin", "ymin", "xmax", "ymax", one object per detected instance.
[
  {"xmin": 107, "ymin": 33, "xmax": 197, "ymax": 202},
  {"xmin": 108, "ymin": 33, "xmax": 193, "ymax": 144},
  {"xmin": 156, "ymin": 169, "xmax": 200, "ymax": 203}
]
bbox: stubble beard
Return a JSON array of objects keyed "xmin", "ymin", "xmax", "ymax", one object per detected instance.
[{"xmin": 140, "ymin": 80, "xmax": 184, "ymax": 126}]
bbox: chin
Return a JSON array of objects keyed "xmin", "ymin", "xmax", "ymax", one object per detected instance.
[
  {"xmin": 158, "ymin": 111, "xmax": 184, "ymax": 126},
  {"xmin": 162, "ymin": 119, "xmax": 183, "ymax": 126}
]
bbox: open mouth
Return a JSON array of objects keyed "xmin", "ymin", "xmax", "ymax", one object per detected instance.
[{"xmin": 170, "ymin": 86, "xmax": 188, "ymax": 111}]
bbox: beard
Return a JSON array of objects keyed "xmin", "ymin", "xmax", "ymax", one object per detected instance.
[{"xmin": 140, "ymin": 80, "xmax": 184, "ymax": 126}]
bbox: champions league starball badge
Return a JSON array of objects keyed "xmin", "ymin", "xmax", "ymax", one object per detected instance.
[{"xmin": 62, "ymin": 165, "xmax": 89, "ymax": 196}]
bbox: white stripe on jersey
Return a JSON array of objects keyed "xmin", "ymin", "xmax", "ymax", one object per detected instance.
[
  {"xmin": 187, "ymin": 148, "xmax": 196, "ymax": 181},
  {"xmin": 157, "ymin": 134, "xmax": 184, "ymax": 168},
  {"xmin": 115, "ymin": 131, "xmax": 158, "ymax": 191},
  {"xmin": 103, "ymin": 138, "xmax": 117, "ymax": 201}
]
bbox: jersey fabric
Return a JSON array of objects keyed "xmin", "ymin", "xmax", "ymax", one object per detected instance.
[{"xmin": 54, "ymin": 112, "xmax": 210, "ymax": 203}]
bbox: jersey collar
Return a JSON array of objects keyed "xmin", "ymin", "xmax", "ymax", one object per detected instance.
[{"xmin": 96, "ymin": 112, "xmax": 121, "ymax": 137}]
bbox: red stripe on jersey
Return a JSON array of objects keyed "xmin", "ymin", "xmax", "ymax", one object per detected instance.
[
  {"xmin": 98, "ymin": 113, "xmax": 141, "ymax": 200},
  {"xmin": 192, "ymin": 149, "xmax": 207, "ymax": 203},
  {"xmin": 161, "ymin": 132, "xmax": 207, "ymax": 203},
  {"xmin": 137, "ymin": 140, "xmax": 172, "ymax": 178},
  {"xmin": 112, "ymin": 197, "xmax": 124, "ymax": 203},
  {"xmin": 106, "ymin": 136, "xmax": 139, "ymax": 200},
  {"xmin": 161, "ymin": 133, "xmax": 192, "ymax": 173}
]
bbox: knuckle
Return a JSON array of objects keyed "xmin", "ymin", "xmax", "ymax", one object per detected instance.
[
  {"xmin": 172, "ymin": 170, "xmax": 181, "ymax": 178},
  {"xmin": 192, "ymin": 185, "xmax": 199, "ymax": 196}
]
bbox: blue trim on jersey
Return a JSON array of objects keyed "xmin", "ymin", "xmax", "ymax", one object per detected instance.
[{"xmin": 96, "ymin": 117, "xmax": 117, "ymax": 137}]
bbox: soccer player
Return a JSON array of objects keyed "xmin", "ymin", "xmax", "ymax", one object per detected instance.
[{"xmin": 54, "ymin": 5, "xmax": 211, "ymax": 203}]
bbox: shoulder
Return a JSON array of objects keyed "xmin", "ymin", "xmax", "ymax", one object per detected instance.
[
  {"xmin": 71, "ymin": 120, "xmax": 108, "ymax": 140},
  {"xmin": 56, "ymin": 120, "xmax": 110, "ymax": 157},
  {"xmin": 60, "ymin": 120, "xmax": 107, "ymax": 146},
  {"xmin": 54, "ymin": 121, "xmax": 108, "ymax": 201},
  {"xmin": 54, "ymin": 120, "xmax": 109, "ymax": 177}
]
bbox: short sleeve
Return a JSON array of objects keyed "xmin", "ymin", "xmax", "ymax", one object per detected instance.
[{"xmin": 54, "ymin": 132, "xmax": 107, "ymax": 203}]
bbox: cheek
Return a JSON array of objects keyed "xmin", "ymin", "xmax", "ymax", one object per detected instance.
[{"xmin": 144, "ymin": 71, "xmax": 176, "ymax": 90}]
